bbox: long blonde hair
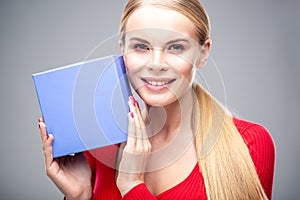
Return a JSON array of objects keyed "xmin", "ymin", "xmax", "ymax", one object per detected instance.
[{"xmin": 120, "ymin": 0, "xmax": 268, "ymax": 199}]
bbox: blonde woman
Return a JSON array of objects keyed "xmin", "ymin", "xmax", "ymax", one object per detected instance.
[{"xmin": 38, "ymin": 0, "xmax": 275, "ymax": 199}]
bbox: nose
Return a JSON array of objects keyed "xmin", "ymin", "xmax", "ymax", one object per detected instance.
[{"xmin": 147, "ymin": 48, "xmax": 168, "ymax": 71}]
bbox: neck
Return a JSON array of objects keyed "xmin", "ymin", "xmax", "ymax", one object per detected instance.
[{"xmin": 146, "ymin": 88, "xmax": 194, "ymax": 142}]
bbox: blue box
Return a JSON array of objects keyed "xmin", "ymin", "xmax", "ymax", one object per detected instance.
[{"xmin": 33, "ymin": 55, "xmax": 131, "ymax": 157}]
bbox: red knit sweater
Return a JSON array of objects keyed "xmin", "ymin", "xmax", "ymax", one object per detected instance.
[{"xmin": 85, "ymin": 118, "xmax": 275, "ymax": 200}]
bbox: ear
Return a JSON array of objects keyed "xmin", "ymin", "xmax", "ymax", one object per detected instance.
[
  {"xmin": 197, "ymin": 39, "xmax": 212, "ymax": 69},
  {"xmin": 119, "ymin": 40, "xmax": 125, "ymax": 54},
  {"xmin": 119, "ymin": 41, "xmax": 129, "ymax": 71}
]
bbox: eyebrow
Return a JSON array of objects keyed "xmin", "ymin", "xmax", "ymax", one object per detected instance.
[
  {"xmin": 166, "ymin": 38, "xmax": 190, "ymax": 45},
  {"xmin": 129, "ymin": 37, "xmax": 190, "ymax": 45},
  {"xmin": 129, "ymin": 37, "xmax": 150, "ymax": 44}
]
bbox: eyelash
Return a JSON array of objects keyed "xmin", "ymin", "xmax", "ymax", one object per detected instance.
[
  {"xmin": 131, "ymin": 43, "xmax": 185, "ymax": 53},
  {"xmin": 133, "ymin": 44, "xmax": 150, "ymax": 51},
  {"xmin": 168, "ymin": 44, "xmax": 185, "ymax": 52}
]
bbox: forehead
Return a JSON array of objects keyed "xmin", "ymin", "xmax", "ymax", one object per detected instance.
[{"xmin": 125, "ymin": 6, "xmax": 198, "ymax": 42}]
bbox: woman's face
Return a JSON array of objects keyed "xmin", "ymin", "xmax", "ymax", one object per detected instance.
[{"xmin": 122, "ymin": 6, "xmax": 209, "ymax": 106}]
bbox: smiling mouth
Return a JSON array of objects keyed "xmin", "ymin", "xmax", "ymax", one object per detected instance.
[{"xmin": 141, "ymin": 78, "xmax": 176, "ymax": 86}]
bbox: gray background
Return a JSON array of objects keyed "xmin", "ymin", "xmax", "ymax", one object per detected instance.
[{"xmin": 0, "ymin": 0, "xmax": 299, "ymax": 199}]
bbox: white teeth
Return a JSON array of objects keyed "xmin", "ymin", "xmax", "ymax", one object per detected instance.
[{"xmin": 147, "ymin": 80, "xmax": 173, "ymax": 86}]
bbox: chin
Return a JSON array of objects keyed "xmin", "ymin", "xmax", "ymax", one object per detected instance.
[{"xmin": 137, "ymin": 89, "xmax": 179, "ymax": 107}]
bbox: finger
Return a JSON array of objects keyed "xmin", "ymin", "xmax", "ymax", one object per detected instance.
[
  {"xmin": 128, "ymin": 96, "xmax": 145, "ymax": 128},
  {"xmin": 132, "ymin": 107, "xmax": 150, "ymax": 153},
  {"xmin": 115, "ymin": 142, "xmax": 126, "ymax": 169},
  {"xmin": 39, "ymin": 121, "xmax": 47, "ymax": 151},
  {"xmin": 134, "ymin": 106, "xmax": 151, "ymax": 153},
  {"xmin": 128, "ymin": 97, "xmax": 148, "ymax": 150},
  {"xmin": 141, "ymin": 126, "xmax": 151, "ymax": 152},
  {"xmin": 128, "ymin": 103, "xmax": 145, "ymax": 154},
  {"xmin": 38, "ymin": 116, "xmax": 44, "ymax": 123},
  {"xmin": 128, "ymin": 99, "xmax": 140, "ymax": 133},
  {"xmin": 44, "ymin": 134, "xmax": 54, "ymax": 170},
  {"xmin": 141, "ymin": 109, "xmax": 149, "ymax": 124},
  {"xmin": 134, "ymin": 104, "xmax": 147, "ymax": 141},
  {"xmin": 126, "ymin": 111, "xmax": 136, "ymax": 147},
  {"xmin": 38, "ymin": 121, "xmax": 54, "ymax": 170},
  {"xmin": 132, "ymin": 107, "xmax": 144, "ymax": 142},
  {"xmin": 135, "ymin": 106, "xmax": 145, "ymax": 128},
  {"xmin": 119, "ymin": 142, "xmax": 127, "ymax": 149}
]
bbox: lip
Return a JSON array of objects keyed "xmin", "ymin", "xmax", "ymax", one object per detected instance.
[{"xmin": 141, "ymin": 77, "xmax": 176, "ymax": 91}]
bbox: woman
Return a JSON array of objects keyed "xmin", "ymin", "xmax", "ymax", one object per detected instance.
[{"xmin": 38, "ymin": 0, "xmax": 275, "ymax": 199}]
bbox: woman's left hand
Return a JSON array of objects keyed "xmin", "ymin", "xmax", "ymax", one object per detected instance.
[{"xmin": 116, "ymin": 97, "xmax": 151, "ymax": 196}]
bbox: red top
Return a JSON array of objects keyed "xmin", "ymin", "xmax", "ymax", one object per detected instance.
[{"xmin": 85, "ymin": 118, "xmax": 275, "ymax": 200}]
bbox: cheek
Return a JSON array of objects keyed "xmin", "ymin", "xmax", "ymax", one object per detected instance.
[
  {"xmin": 123, "ymin": 54, "xmax": 144, "ymax": 91},
  {"xmin": 166, "ymin": 56, "xmax": 194, "ymax": 81},
  {"xmin": 123, "ymin": 53, "xmax": 149, "ymax": 71}
]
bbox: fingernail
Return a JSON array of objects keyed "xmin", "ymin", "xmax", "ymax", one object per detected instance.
[
  {"xmin": 130, "ymin": 112, "xmax": 134, "ymax": 118},
  {"xmin": 131, "ymin": 96, "xmax": 137, "ymax": 102},
  {"xmin": 129, "ymin": 96, "xmax": 135, "ymax": 105},
  {"xmin": 134, "ymin": 100, "xmax": 139, "ymax": 108}
]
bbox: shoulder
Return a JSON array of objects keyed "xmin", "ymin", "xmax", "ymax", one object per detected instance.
[
  {"xmin": 233, "ymin": 118, "xmax": 276, "ymax": 199},
  {"xmin": 232, "ymin": 117, "xmax": 276, "ymax": 177},
  {"xmin": 232, "ymin": 117, "xmax": 276, "ymax": 169},
  {"xmin": 233, "ymin": 118, "xmax": 275, "ymax": 151}
]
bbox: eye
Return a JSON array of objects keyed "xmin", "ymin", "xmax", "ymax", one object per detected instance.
[
  {"xmin": 168, "ymin": 44, "xmax": 185, "ymax": 53},
  {"xmin": 134, "ymin": 44, "xmax": 150, "ymax": 52}
]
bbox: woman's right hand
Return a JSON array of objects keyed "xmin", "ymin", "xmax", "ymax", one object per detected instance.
[
  {"xmin": 38, "ymin": 117, "xmax": 92, "ymax": 200},
  {"xmin": 116, "ymin": 97, "xmax": 151, "ymax": 196}
]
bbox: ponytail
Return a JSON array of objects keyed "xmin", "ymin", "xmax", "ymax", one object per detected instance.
[{"xmin": 193, "ymin": 84, "xmax": 268, "ymax": 200}]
